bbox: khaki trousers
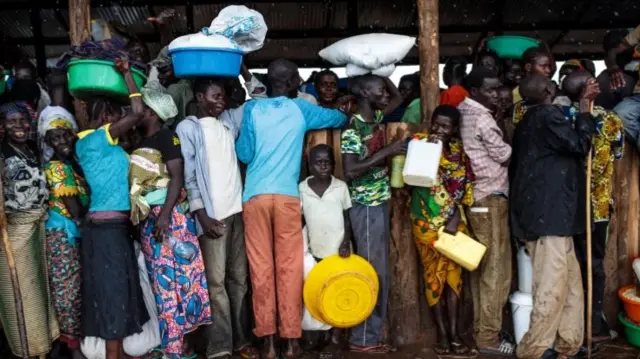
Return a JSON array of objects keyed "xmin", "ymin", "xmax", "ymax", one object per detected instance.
[
  {"xmin": 516, "ymin": 237, "xmax": 584, "ymax": 359},
  {"xmin": 243, "ymin": 194, "xmax": 303, "ymax": 339},
  {"xmin": 467, "ymin": 195, "xmax": 512, "ymax": 347}
]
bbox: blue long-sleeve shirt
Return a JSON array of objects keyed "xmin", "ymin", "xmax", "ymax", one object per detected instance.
[{"xmin": 236, "ymin": 96, "xmax": 347, "ymax": 202}]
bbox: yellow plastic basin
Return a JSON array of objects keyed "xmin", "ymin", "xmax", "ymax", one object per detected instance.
[{"xmin": 303, "ymin": 255, "xmax": 379, "ymax": 328}]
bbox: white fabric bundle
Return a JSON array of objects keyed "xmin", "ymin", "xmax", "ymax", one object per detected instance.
[
  {"xmin": 168, "ymin": 32, "xmax": 239, "ymax": 51},
  {"xmin": 345, "ymin": 63, "xmax": 396, "ymax": 78},
  {"xmin": 169, "ymin": 5, "xmax": 267, "ymax": 53},
  {"xmin": 207, "ymin": 5, "xmax": 267, "ymax": 52},
  {"xmin": 81, "ymin": 243, "xmax": 161, "ymax": 359},
  {"xmin": 319, "ymin": 33, "xmax": 416, "ymax": 77}
]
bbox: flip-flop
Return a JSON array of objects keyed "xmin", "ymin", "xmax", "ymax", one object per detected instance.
[{"xmin": 451, "ymin": 341, "xmax": 470, "ymax": 355}]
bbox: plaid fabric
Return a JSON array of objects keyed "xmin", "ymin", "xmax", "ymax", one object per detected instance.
[{"xmin": 458, "ymin": 98, "xmax": 511, "ymax": 201}]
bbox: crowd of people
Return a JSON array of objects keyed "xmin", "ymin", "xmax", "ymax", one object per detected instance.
[{"xmin": 0, "ymin": 10, "xmax": 640, "ymax": 359}]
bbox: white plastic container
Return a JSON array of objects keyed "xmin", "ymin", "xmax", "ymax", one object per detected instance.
[
  {"xmin": 402, "ymin": 139, "xmax": 442, "ymax": 188},
  {"xmin": 517, "ymin": 246, "xmax": 533, "ymax": 294},
  {"xmin": 510, "ymin": 291, "xmax": 533, "ymax": 344}
]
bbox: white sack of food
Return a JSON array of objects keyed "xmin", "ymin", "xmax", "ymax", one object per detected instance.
[
  {"xmin": 81, "ymin": 243, "xmax": 161, "ymax": 359},
  {"xmin": 319, "ymin": 33, "xmax": 416, "ymax": 69},
  {"xmin": 301, "ymin": 226, "xmax": 331, "ymax": 331},
  {"xmin": 345, "ymin": 63, "xmax": 396, "ymax": 78},
  {"xmin": 168, "ymin": 32, "xmax": 240, "ymax": 51},
  {"xmin": 206, "ymin": 5, "xmax": 268, "ymax": 53}
]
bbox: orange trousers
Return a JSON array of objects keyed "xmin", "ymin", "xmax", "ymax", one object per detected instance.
[{"xmin": 243, "ymin": 194, "xmax": 304, "ymax": 338}]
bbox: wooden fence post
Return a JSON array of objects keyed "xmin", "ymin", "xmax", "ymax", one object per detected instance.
[{"xmin": 69, "ymin": 0, "xmax": 91, "ymax": 130}]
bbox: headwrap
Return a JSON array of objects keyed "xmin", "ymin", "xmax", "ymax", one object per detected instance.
[
  {"xmin": 563, "ymin": 59, "xmax": 584, "ymax": 70},
  {"xmin": 37, "ymin": 106, "xmax": 78, "ymax": 162},
  {"xmin": 440, "ymin": 85, "xmax": 469, "ymax": 107},
  {"xmin": 0, "ymin": 102, "xmax": 31, "ymax": 121},
  {"xmin": 142, "ymin": 81, "xmax": 178, "ymax": 122}
]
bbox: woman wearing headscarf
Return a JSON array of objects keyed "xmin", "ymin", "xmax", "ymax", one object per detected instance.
[
  {"xmin": 129, "ymin": 84, "xmax": 212, "ymax": 359},
  {"xmin": 38, "ymin": 106, "xmax": 87, "ymax": 357},
  {"xmin": 75, "ymin": 58, "xmax": 149, "ymax": 359},
  {"xmin": 0, "ymin": 102, "xmax": 58, "ymax": 357}
]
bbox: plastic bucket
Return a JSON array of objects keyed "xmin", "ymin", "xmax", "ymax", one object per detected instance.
[
  {"xmin": 619, "ymin": 312, "xmax": 640, "ymax": 348},
  {"xmin": 169, "ymin": 47, "xmax": 244, "ymax": 77},
  {"xmin": 303, "ymin": 255, "xmax": 379, "ymax": 328},
  {"xmin": 486, "ymin": 36, "xmax": 540, "ymax": 59},
  {"xmin": 510, "ymin": 291, "xmax": 533, "ymax": 344},
  {"xmin": 619, "ymin": 285, "xmax": 640, "ymax": 322},
  {"xmin": 67, "ymin": 59, "xmax": 147, "ymax": 101},
  {"xmin": 517, "ymin": 246, "xmax": 533, "ymax": 294}
]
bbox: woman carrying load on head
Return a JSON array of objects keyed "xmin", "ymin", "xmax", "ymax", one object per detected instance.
[
  {"xmin": 129, "ymin": 83, "xmax": 212, "ymax": 359},
  {"xmin": 75, "ymin": 58, "xmax": 149, "ymax": 359},
  {"xmin": 39, "ymin": 105, "xmax": 88, "ymax": 359},
  {"xmin": 0, "ymin": 101, "xmax": 58, "ymax": 358}
]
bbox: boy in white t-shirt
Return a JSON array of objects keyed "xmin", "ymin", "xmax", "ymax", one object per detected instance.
[{"xmin": 299, "ymin": 144, "xmax": 352, "ymax": 354}]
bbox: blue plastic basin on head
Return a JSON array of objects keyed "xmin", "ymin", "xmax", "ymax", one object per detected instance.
[{"xmin": 169, "ymin": 47, "xmax": 245, "ymax": 77}]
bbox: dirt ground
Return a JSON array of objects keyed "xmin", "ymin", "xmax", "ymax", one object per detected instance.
[{"xmin": 305, "ymin": 341, "xmax": 640, "ymax": 359}]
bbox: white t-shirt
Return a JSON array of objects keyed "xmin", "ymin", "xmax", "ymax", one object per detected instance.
[
  {"xmin": 199, "ymin": 117, "xmax": 243, "ymax": 221},
  {"xmin": 299, "ymin": 176, "xmax": 352, "ymax": 259}
]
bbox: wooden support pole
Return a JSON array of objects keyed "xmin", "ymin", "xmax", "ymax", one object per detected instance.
[
  {"xmin": 68, "ymin": 0, "xmax": 91, "ymax": 130},
  {"xmin": 417, "ymin": 0, "xmax": 439, "ymax": 127}
]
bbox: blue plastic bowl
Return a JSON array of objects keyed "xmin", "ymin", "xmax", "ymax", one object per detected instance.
[
  {"xmin": 169, "ymin": 47, "xmax": 244, "ymax": 77},
  {"xmin": 486, "ymin": 36, "xmax": 540, "ymax": 59}
]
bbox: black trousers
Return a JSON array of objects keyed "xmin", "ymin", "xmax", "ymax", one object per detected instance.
[{"xmin": 573, "ymin": 221, "xmax": 609, "ymax": 336}]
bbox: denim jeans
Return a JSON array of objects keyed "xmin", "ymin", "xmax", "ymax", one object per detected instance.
[
  {"xmin": 613, "ymin": 94, "xmax": 640, "ymax": 150},
  {"xmin": 348, "ymin": 203, "xmax": 390, "ymax": 347}
]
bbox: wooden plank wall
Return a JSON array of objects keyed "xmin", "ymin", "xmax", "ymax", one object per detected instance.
[{"xmin": 604, "ymin": 139, "xmax": 640, "ymax": 326}]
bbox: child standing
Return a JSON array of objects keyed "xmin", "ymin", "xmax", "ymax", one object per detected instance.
[{"xmin": 300, "ymin": 144, "xmax": 352, "ymax": 356}]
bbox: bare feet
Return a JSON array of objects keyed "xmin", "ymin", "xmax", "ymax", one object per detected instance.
[
  {"xmin": 283, "ymin": 339, "xmax": 302, "ymax": 359},
  {"xmin": 260, "ymin": 335, "xmax": 278, "ymax": 359},
  {"xmin": 449, "ymin": 336, "xmax": 470, "ymax": 355}
]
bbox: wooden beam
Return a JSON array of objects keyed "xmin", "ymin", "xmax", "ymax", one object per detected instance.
[
  {"xmin": 29, "ymin": 8, "xmax": 46, "ymax": 78},
  {"xmin": 68, "ymin": 0, "xmax": 91, "ymax": 130},
  {"xmin": 11, "ymin": 19, "xmax": 640, "ymax": 46},
  {"xmin": 417, "ymin": 0, "xmax": 439, "ymax": 124},
  {"xmin": 3, "ymin": 0, "xmax": 337, "ymax": 10}
]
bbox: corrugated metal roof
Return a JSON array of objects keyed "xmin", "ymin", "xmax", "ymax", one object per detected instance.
[{"xmin": 0, "ymin": 0, "xmax": 638, "ymax": 68}]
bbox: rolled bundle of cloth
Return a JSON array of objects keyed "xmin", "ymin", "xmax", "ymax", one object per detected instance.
[{"xmin": 56, "ymin": 38, "xmax": 147, "ymax": 72}]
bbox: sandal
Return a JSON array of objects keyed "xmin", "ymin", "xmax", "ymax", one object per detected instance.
[
  {"xmin": 450, "ymin": 340, "xmax": 470, "ymax": 355},
  {"xmin": 237, "ymin": 345, "xmax": 259, "ymax": 359},
  {"xmin": 148, "ymin": 347, "xmax": 164, "ymax": 359}
]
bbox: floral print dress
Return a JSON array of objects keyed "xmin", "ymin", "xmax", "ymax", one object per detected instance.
[
  {"xmin": 44, "ymin": 159, "xmax": 89, "ymax": 348},
  {"xmin": 410, "ymin": 133, "xmax": 475, "ymax": 306}
]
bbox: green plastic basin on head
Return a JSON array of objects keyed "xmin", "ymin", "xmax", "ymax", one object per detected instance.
[
  {"xmin": 486, "ymin": 36, "xmax": 540, "ymax": 59},
  {"xmin": 67, "ymin": 59, "xmax": 147, "ymax": 101},
  {"xmin": 619, "ymin": 312, "xmax": 640, "ymax": 348}
]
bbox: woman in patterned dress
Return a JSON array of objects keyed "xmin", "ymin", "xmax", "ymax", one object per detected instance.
[
  {"xmin": 0, "ymin": 102, "xmax": 58, "ymax": 358},
  {"xmin": 129, "ymin": 84, "xmax": 212, "ymax": 359},
  {"xmin": 39, "ymin": 106, "xmax": 87, "ymax": 358},
  {"xmin": 410, "ymin": 105, "xmax": 474, "ymax": 356}
]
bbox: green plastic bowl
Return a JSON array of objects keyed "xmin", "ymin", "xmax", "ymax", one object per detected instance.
[
  {"xmin": 619, "ymin": 312, "xmax": 640, "ymax": 348},
  {"xmin": 486, "ymin": 36, "xmax": 540, "ymax": 59},
  {"xmin": 67, "ymin": 59, "xmax": 146, "ymax": 100}
]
